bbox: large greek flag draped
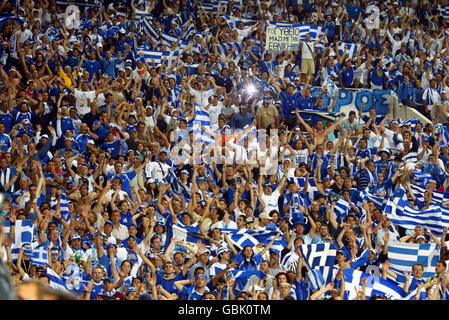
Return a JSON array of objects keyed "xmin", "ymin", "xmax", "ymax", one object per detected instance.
[
  {"xmin": 387, "ymin": 242, "xmax": 440, "ymax": 280},
  {"xmin": 384, "ymin": 197, "xmax": 449, "ymax": 237}
]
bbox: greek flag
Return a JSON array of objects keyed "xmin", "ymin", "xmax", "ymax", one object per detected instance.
[
  {"xmin": 141, "ymin": 17, "xmax": 184, "ymax": 46},
  {"xmin": 166, "ymin": 167, "xmax": 191, "ymax": 201},
  {"xmin": 0, "ymin": 15, "xmax": 25, "ymax": 27},
  {"xmin": 281, "ymin": 251, "xmax": 300, "ymax": 272},
  {"xmin": 438, "ymin": 5, "xmax": 449, "ymax": 19},
  {"xmin": 50, "ymin": 191, "xmax": 71, "ymax": 222},
  {"xmin": 235, "ymin": 120, "xmax": 257, "ymax": 146},
  {"xmin": 333, "ymin": 198, "xmax": 350, "ymax": 223},
  {"xmin": 227, "ymin": 270, "xmax": 266, "ymax": 291},
  {"xmin": 397, "ymin": 118, "xmax": 420, "ymax": 132},
  {"xmin": 299, "ymin": 243, "xmax": 337, "ymax": 285},
  {"xmin": 361, "ymin": 188, "xmax": 387, "ymax": 210},
  {"xmin": 138, "ymin": 49, "xmax": 181, "ymax": 67},
  {"xmin": 342, "ymin": 268, "xmax": 413, "ymax": 300},
  {"xmin": 28, "ymin": 246, "xmax": 49, "ymax": 267},
  {"xmin": 4, "ymin": 219, "xmax": 35, "ymax": 261},
  {"xmin": 337, "ymin": 42, "xmax": 360, "ymax": 59},
  {"xmin": 199, "ymin": 0, "xmax": 243, "ymax": 13},
  {"xmin": 402, "ymin": 151, "xmax": 418, "ymax": 164},
  {"xmin": 188, "ymin": 104, "xmax": 215, "ymax": 146},
  {"xmin": 385, "ymin": 198, "xmax": 449, "ymax": 237},
  {"xmin": 220, "ymin": 228, "xmax": 279, "ymax": 250},
  {"xmin": 322, "ymin": 76, "xmax": 338, "ymax": 97},
  {"xmin": 172, "ymin": 224, "xmax": 210, "ymax": 246},
  {"xmin": 45, "ymin": 266, "xmax": 70, "ymax": 293},
  {"xmin": 436, "ymin": 123, "xmax": 449, "ymax": 148},
  {"xmin": 308, "ymin": 268, "xmax": 326, "ymax": 291},
  {"xmin": 64, "ymin": 262, "xmax": 88, "ymax": 294},
  {"xmin": 409, "ymin": 184, "xmax": 449, "ymax": 204},
  {"xmin": 215, "ymin": 42, "xmax": 245, "ymax": 60},
  {"xmin": 387, "ymin": 242, "xmax": 440, "ymax": 280},
  {"xmin": 412, "ymin": 172, "xmax": 434, "ymax": 187},
  {"xmin": 222, "ymin": 15, "xmax": 258, "ymax": 29},
  {"xmin": 266, "ymin": 22, "xmax": 326, "ymax": 51},
  {"xmin": 288, "ymin": 176, "xmax": 319, "ymax": 201}
]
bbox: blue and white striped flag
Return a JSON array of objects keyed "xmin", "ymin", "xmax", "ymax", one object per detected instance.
[
  {"xmin": 299, "ymin": 243, "xmax": 337, "ymax": 285},
  {"xmin": 333, "ymin": 198, "xmax": 350, "ymax": 224},
  {"xmin": 402, "ymin": 151, "xmax": 418, "ymax": 164},
  {"xmin": 436, "ymin": 123, "xmax": 449, "ymax": 148},
  {"xmin": 385, "ymin": 198, "xmax": 449, "ymax": 237},
  {"xmin": 413, "ymin": 172, "xmax": 434, "ymax": 187},
  {"xmin": 337, "ymin": 42, "xmax": 360, "ymax": 59},
  {"xmin": 409, "ymin": 183, "xmax": 449, "ymax": 205},
  {"xmin": 222, "ymin": 15, "xmax": 257, "ymax": 29},
  {"xmin": 387, "ymin": 242, "xmax": 441, "ymax": 280},
  {"xmin": 342, "ymin": 268, "xmax": 414, "ymax": 300},
  {"xmin": 138, "ymin": 49, "xmax": 181, "ymax": 67},
  {"xmin": 227, "ymin": 270, "xmax": 266, "ymax": 291},
  {"xmin": 322, "ymin": 76, "xmax": 338, "ymax": 97},
  {"xmin": 199, "ymin": 0, "xmax": 243, "ymax": 13},
  {"xmin": 220, "ymin": 228, "xmax": 279, "ymax": 250},
  {"xmin": 438, "ymin": 5, "xmax": 449, "ymax": 19},
  {"xmin": 397, "ymin": 118, "xmax": 420, "ymax": 132},
  {"xmin": 27, "ymin": 245, "xmax": 49, "ymax": 267},
  {"xmin": 308, "ymin": 268, "xmax": 326, "ymax": 291},
  {"xmin": 141, "ymin": 17, "xmax": 190, "ymax": 47},
  {"xmin": 0, "ymin": 15, "xmax": 25, "ymax": 27},
  {"xmin": 188, "ymin": 104, "xmax": 215, "ymax": 146},
  {"xmin": 4, "ymin": 219, "xmax": 35, "ymax": 261},
  {"xmin": 361, "ymin": 188, "xmax": 387, "ymax": 210},
  {"xmin": 288, "ymin": 176, "xmax": 319, "ymax": 202},
  {"xmin": 215, "ymin": 42, "xmax": 245, "ymax": 60},
  {"xmin": 45, "ymin": 266, "xmax": 70, "ymax": 293},
  {"xmin": 172, "ymin": 224, "xmax": 210, "ymax": 246},
  {"xmin": 166, "ymin": 167, "xmax": 191, "ymax": 201},
  {"xmin": 50, "ymin": 191, "xmax": 71, "ymax": 222}
]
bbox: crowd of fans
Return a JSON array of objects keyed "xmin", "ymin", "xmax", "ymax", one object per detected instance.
[{"xmin": 0, "ymin": 0, "xmax": 449, "ymax": 301}]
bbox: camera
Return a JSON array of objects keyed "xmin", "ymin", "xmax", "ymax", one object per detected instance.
[{"xmin": 328, "ymin": 192, "xmax": 341, "ymax": 203}]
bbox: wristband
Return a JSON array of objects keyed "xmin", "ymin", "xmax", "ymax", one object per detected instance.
[{"xmin": 10, "ymin": 222, "xmax": 15, "ymax": 226}]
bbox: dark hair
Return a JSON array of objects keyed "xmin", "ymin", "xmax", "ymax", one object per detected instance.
[{"xmin": 241, "ymin": 245, "xmax": 256, "ymax": 270}]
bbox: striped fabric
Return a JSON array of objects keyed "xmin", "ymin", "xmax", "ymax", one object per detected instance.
[
  {"xmin": 387, "ymin": 242, "xmax": 440, "ymax": 280},
  {"xmin": 299, "ymin": 243, "xmax": 337, "ymax": 285},
  {"xmin": 342, "ymin": 268, "xmax": 415, "ymax": 300}
]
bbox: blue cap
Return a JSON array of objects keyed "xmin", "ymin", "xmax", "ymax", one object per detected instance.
[
  {"xmin": 196, "ymin": 274, "xmax": 207, "ymax": 281},
  {"xmin": 128, "ymin": 235, "xmax": 138, "ymax": 241},
  {"xmin": 104, "ymin": 221, "xmax": 113, "ymax": 227},
  {"xmin": 125, "ymin": 287, "xmax": 136, "ymax": 296},
  {"xmin": 104, "ymin": 277, "xmax": 114, "ymax": 283}
]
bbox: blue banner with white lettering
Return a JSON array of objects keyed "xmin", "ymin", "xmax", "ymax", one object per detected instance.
[{"xmin": 311, "ymin": 88, "xmax": 396, "ymax": 116}]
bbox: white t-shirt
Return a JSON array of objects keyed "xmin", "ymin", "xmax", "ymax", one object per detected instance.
[
  {"xmin": 74, "ymin": 89, "xmax": 96, "ymax": 116},
  {"xmin": 145, "ymin": 161, "xmax": 171, "ymax": 180},
  {"xmin": 301, "ymin": 41, "xmax": 314, "ymax": 59},
  {"xmin": 261, "ymin": 189, "xmax": 280, "ymax": 213}
]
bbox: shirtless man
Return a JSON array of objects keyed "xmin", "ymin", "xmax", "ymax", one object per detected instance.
[{"xmin": 295, "ymin": 109, "xmax": 344, "ymax": 145}]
